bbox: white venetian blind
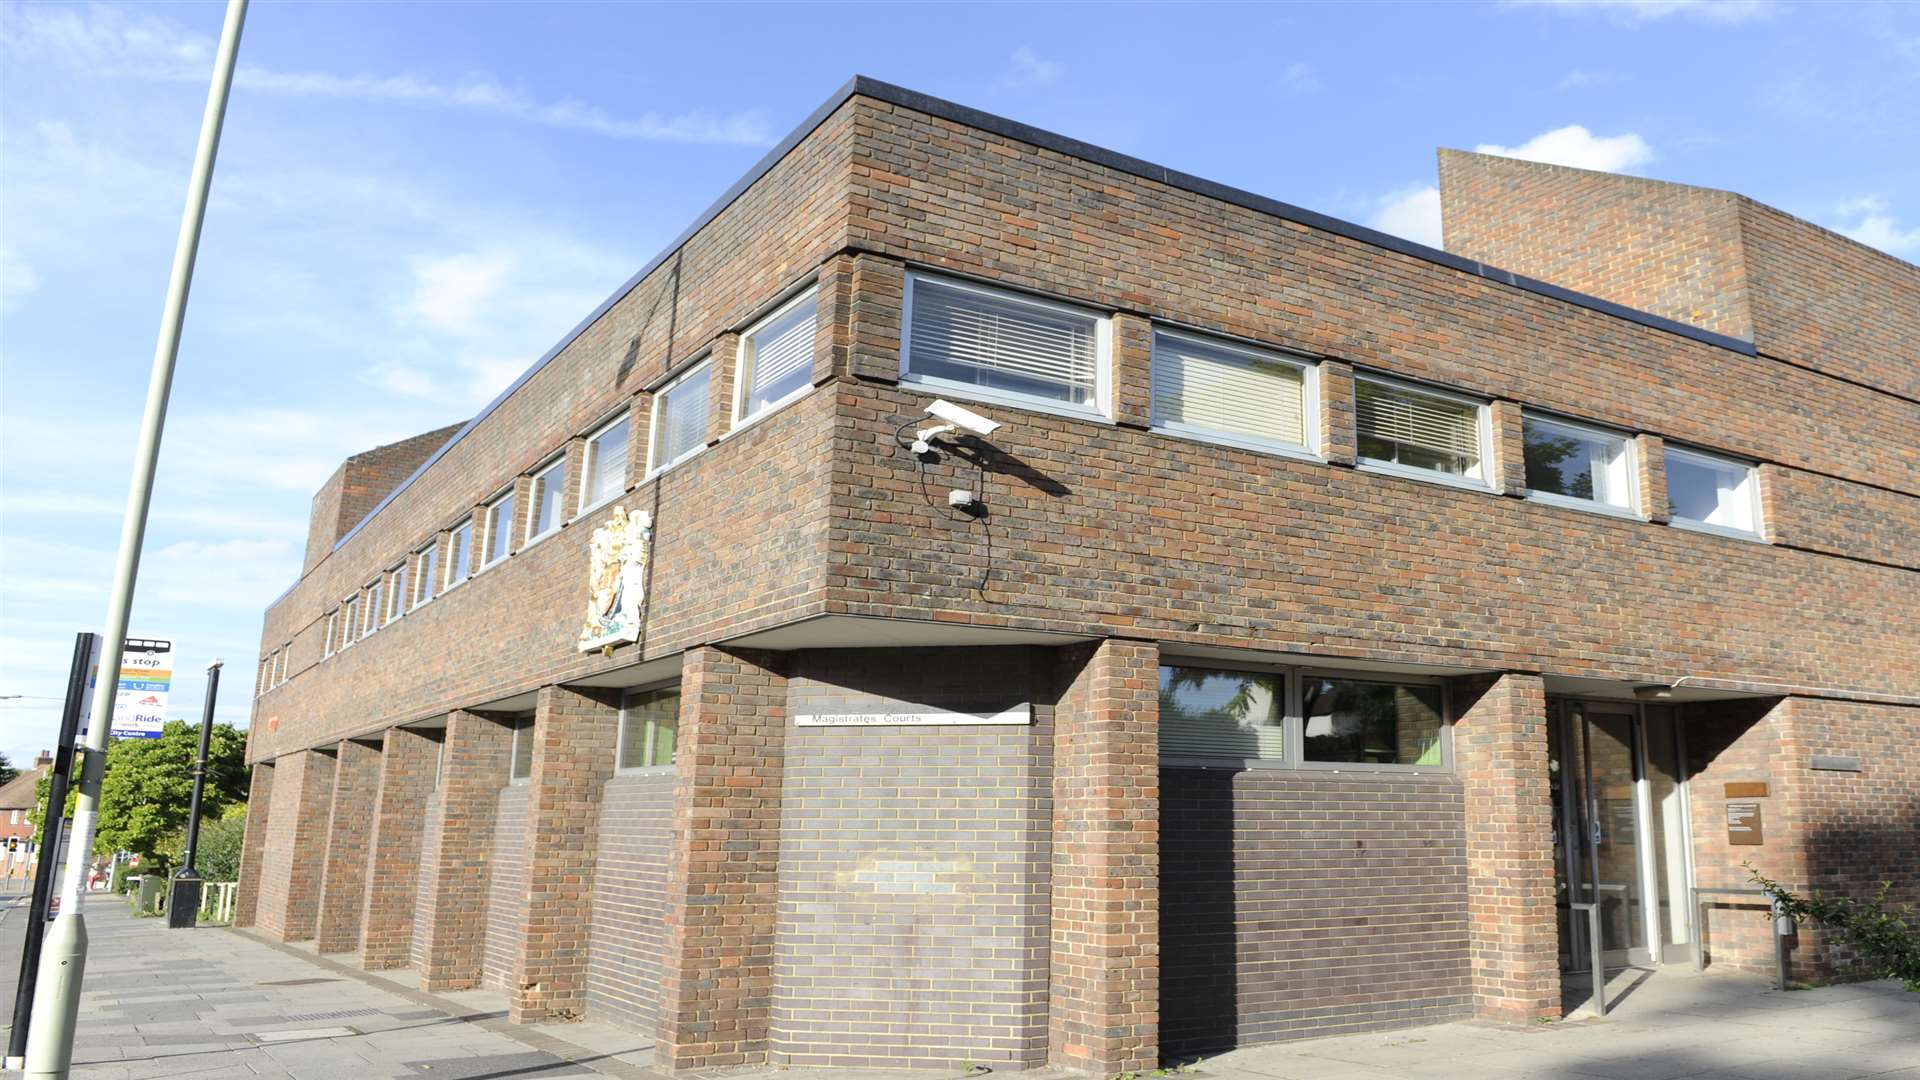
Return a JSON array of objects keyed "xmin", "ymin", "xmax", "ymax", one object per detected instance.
[
  {"xmin": 1152, "ymin": 332, "xmax": 1307, "ymax": 447},
  {"xmin": 1159, "ymin": 667, "xmax": 1286, "ymax": 760},
  {"xmin": 655, "ymin": 364, "xmax": 711, "ymax": 467},
  {"xmin": 742, "ymin": 298, "xmax": 815, "ymax": 416},
  {"xmin": 908, "ymin": 277, "xmax": 1098, "ymax": 405},
  {"xmin": 1356, "ymin": 380, "xmax": 1481, "ymax": 458}
]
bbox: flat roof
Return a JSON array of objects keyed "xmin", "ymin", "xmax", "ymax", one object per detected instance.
[{"xmin": 298, "ymin": 74, "xmax": 1758, "ymax": 599}]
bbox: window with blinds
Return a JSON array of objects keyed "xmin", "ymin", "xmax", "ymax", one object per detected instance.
[
  {"xmin": 1356, "ymin": 378, "xmax": 1485, "ymax": 480},
  {"xmin": 738, "ymin": 289, "xmax": 816, "ymax": 423},
  {"xmin": 903, "ymin": 274, "xmax": 1103, "ymax": 410},
  {"xmin": 1151, "ymin": 330, "xmax": 1312, "ymax": 451},
  {"xmin": 650, "ymin": 360, "xmax": 711, "ymax": 473},
  {"xmin": 1159, "ymin": 665, "xmax": 1287, "ymax": 760},
  {"xmin": 581, "ymin": 416, "xmax": 630, "ymax": 511}
]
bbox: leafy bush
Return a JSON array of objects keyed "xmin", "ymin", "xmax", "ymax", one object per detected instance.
[
  {"xmin": 1750, "ymin": 866, "xmax": 1920, "ymax": 991},
  {"xmin": 164, "ymin": 805, "xmax": 247, "ymax": 882}
]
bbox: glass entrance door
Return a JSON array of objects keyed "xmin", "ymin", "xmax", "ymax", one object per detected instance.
[{"xmin": 1550, "ymin": 699, "xmax": 1692, "ymax": 972}]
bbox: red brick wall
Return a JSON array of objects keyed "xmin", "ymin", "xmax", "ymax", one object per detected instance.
[
  {"xmin": 418, "ymin": 709, "xmax": 513, "ymax": 990},
  {"xmin": 315, "ymin": 737, "xmax": 381, "ymax": 953},
  {"xmin": 233, "ymin": 762, "xmax": 274, "ymax": 928},
  {"xmin": 360, "ymin": 725, "xmax": 437, "ymax": 970},
  {"xmin": 254, "ymin": 747, "xmax": 335, "ymax": 942},
  {"xmin": 305, "ymin": 424, "xmax": 464, "ymax": 573}
]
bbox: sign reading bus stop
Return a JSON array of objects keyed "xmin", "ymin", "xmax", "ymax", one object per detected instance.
[{"xmin": 106, "ymin": 638, "xmax": 174, "ymax": 739}]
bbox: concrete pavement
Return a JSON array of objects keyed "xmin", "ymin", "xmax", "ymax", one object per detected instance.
[{"xmin": 3, "ymin": 894, "xmax": 1914, "ymax": 1079}]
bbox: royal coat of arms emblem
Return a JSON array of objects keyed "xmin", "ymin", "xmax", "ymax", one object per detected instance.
[{"xmin": 578, "ymin": 505, "xmax": 652, "ymax": 652}]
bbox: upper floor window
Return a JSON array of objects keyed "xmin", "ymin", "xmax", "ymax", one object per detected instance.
[
  {"xmin": 414, "ymin": 543, "xmax": 439, "ymax": 607},
  {"xmin": 902, "ymin": 273, "xmax": 1107, "ymax": 416},
  {"xmin": 1159, "ymin": 662, "xmax": 1451, "ymax": 771},
  {"xmin": 1524, "ymin": 414, "xmax": 1636, "ymax": 514},
  {"xmin": 277, "ymin": 645, "xmax": 290, "ymax": 684},
  {"xmin": 618, "ymin": 685, "xmax": 681, "ymax": 770},
  {"xmin": 736, "ymin": 287, "xmax": 817, "ymax": 424},
  {"xmin": 361, "ymin": 582, "xmax": 381, "ymax": 637},
  {"xmin": 649, "ymin": 360, "xmax": 711, "ymax": 474},
  {"xmin": 1356, "ymin": 376, "xmax": 1489, "ymax": 485},
  {"xmin": 340, "ymin": 595, "xmax": 358, "ymax": 647},
  {"xmin": 446, "ymin": 521, "xmax": 473, "ymax": 587},
  {"xmin": 1151, "ymin": 328, "xmax": 1315, "ymax": 455},
  {"xmin": 484, "ymin": 491, "xmax": 515, "ymax": 568},
  {"xmin": 508, "ymin": 716, "xmax": 535, "ymax": 781},
  {"xmin": 387, "ymin": 562, "xmax": 408, "ymax": 622},
  {"xmin": 1667, "ymin": 447, "xmax": 1761, "ymax": 538},
  {"xmin": 528, "ymin": 457, "xmax": 567, "ymax": 540},
  {"xmin": 259, "ymin": 656, "xmax": 271, "ymax": 692},
  {"xmin": 581, "ymin": 415, "xmax": 630, "ymax": 512},
  {"xmin": 323, "ymin": 611, "xmax": 338, "ymax": 658}
]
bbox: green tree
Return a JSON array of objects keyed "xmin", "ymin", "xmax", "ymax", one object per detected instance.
[
  {"xmin": 166, "ymin": 805, "xmax": 247, "ymax": 881},
  {"xmin": 0, "ymin": 752, "xmax": 17, "ymax": 787},
  {"xmin": 30, "ymin": 721, "xmax": 250, "ymax": 872}
]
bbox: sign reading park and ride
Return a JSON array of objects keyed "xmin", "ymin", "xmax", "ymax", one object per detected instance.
[{"xmin": 83, "ymin": 637, "xmax": 174, "ymax": 740}]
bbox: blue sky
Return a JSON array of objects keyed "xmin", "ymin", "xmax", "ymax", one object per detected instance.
[{"xmin": 1, "ymin": 0, "xmax": 1916, "ymax": 765}]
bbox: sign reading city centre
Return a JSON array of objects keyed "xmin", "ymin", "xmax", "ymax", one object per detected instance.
[
  {"xmin": 795, "ymin": 705, "xmax": 1032, "ymax": 727},
  {"xmin": 81, "ymin": 637, "xmax": 174, "ymax": 740}
]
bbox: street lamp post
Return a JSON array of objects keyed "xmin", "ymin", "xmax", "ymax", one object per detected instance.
[{"xmin": 168, "ymin": 660, "xmax": 222, "ymax": 928}]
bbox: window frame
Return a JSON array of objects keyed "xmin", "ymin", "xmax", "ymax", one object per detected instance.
[
  {"xmin": 646, "ymin": 357, "xmax": 714, "ymax": 478},
  {"xmin": 579, "ymin": 412, "xmax": 634, "ymax": 516},
  {"xmin": 1353, "ymin": 373, "xmax": 1496, "ymax": 492},
  {"xmin": 1148, "ymin": 326, "xmax": 1321, "ymax": 460},
  {"xmin": 362, "ymin": 582, "xmax": 381, "ymax": 637},
  {"xmin": 525, "ymin": 455, "xmax": 568, "ymax": 546},
  {"xmin": 323, "ymin": 611, "xmax": 338, "ymax": 658},
  {"xmin": 900, "ymin": 271, "xmax": 1114, "ymax": 422},
  {"xmin": 1521, "ymin": 412, "xmax": 1641, "ymax": 519},
  {"xmin": 387, "ymin": 562, "xmax": 408, "ymax": 623},
  {"xmin": 1158, "ymin": 659, "xmax": 1454, "ymax": 774},
  {"xmin": 507, "ymin": 716, "xmax": 535, "ymax": 784},
  {"xmin": 339, "ymin": 594, "xmax": 358, "ymax": 649},
  {"xmin": 413, "ymin": 543, "xmax": 439, "ymax": 608},
  {"xmin": 444, "ymin": 521, "xmax": 473, "ymax": 590},
  {"xmin": 614, "ymin": 682, "xmax": 682, "ymax": 774},
  {"xmin": 731, "ymin": 285, "xmax": 819, "ymax": 431},
  {"xmin": 1664, "ymin": 445, "xmax": 1765, "ymax": 541},
  {"xmin": 481, "ymin": 489, "xmax": 515, "ymax": 571}
]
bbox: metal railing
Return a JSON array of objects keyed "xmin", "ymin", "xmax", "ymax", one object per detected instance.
[
  {"xmin": 1569, "ymin": 901, "xmax": 1607, "ymax": 1017},
  {"xmin": 1692, "ymin": 886, "xmax": 1791, "ymax": 990}
]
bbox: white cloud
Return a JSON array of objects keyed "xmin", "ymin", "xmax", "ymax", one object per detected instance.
[
  {"xmin": 0, "ymin": 5, "xmax": 773, "ymax": 146},
  {"xmin": 1000, "ymin": 46, "xmax": 1065, "ymax": 90},
  {"xmin": 1504, "ymin": 0, "xmax": 1779, "ymax": 24},
  {"xmin": 1831, "ymin": 197, "xmax": 1920, "ymax": 258},
  {"xmin": 1474, "ymin": 125, "xmax": 1655, "ymax": 173},
  {"xmin": 1277, "ymin": 62, "xmax": 1321, "ymax": 96},
  {"xmin": 406, "ymin": 252, "xmax": 515, "ymax": 331},
  {"xmin": 1371, "ymin": 185, "xmax": 1445, "ymax": 248},
  {"xmin": 0, "ymin": 248, "xmax": 38, "ymax": 311},
  {"xmin": 1557, "ymin": 69, "xmax": 1612, "ymax": 90}
]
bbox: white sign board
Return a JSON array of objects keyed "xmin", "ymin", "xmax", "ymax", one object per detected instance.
[
  {"xmin": 795, "ymin": 705, "xmax": 1031, "ymax": 727},
  {"xmin": 110, "ymin": 638, "xmax": 173, "ymax": 739}
]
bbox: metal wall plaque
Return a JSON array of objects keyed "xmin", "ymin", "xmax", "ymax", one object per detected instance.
[
  {"xmin": 1727, "ymin": 801, "xmax": 1765, "ymax": 846},
  {"xmin": 1724, "ymin": 781, "xmax": 1769, "ymax": 798},
  {"xmin": 795, "ymin": 705, "xmax": 1031, "ymax": 727},
  {"xmin": 1810, "ymin": 755, "xmax": 1863, "ymax": 772}
]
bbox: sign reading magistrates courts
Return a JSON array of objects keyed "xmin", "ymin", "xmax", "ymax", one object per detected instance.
[{"xmin": 796, "ymin": 705, "xmax": 1032, "ymax": 727}]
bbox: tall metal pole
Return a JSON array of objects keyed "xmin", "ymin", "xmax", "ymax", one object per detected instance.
[
  {"xmin": 5, "ymin": 635, "xmax": 97, "ymax": 1069},
  {"xmin": 24, "ymin": 1, "xmax": 247, "ymax": 1074},
  {"xmin": 168, "ymin": 660, "xmax": 222, "ymax": 928}
]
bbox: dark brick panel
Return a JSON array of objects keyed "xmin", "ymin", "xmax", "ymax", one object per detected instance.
[
  {"xmin": 484, "ymin": 784, "xmax": 531, "ymax": 990},
  {"xmin": 585, "ymin": 770, "xmax": 677, "ymax": 1035}
]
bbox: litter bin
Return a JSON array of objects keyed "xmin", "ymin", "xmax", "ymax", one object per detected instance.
[{"xmin": 136, "ymin": 874, "xmax": 166, "ymax": 913}]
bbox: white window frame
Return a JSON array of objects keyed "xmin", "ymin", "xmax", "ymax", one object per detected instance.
[
  {"xmin": 323, "ymin": 611, "xmax": 337, "ymax": 658},
  {"xmin": 731, "ymin": 285, "xmax": 819, "ymax": 431},
  {"xmin": 277, "ymin": 645, "xmax": 290, "ymax": 685},
  {"xmin": 339, "ymin": 595, "xmax": 358, "ymax": 648},
  {"xmin": 1521, "ymin": 412, "xmax": 1640, "ymax": 519},
  {"xmin": 614, "ymin": 682, "xmax": 681, "ymax": 775},
  {"xmin": 1148, "ymin": 326, "xmax": 1321, "ymax": 460},
  {"xmin": 525, "ymin": 455, "xmax": 568, "ymax": 546},
  {"xmin": 579, "ymin": 412, "xmax": 634, "ymax": 516},
  {"xmin": 481, "ymin": 490, "xmax": 515, "ymax": 571},
  {"xmin": 412, "ymin": 544, "xmax": 438, "ymax": 609},
  {"xmin": 445, "ymin": 522, "xmax": 473, "ymax": 591},
  {"xmin": 646, "ymin": 357, "xmax": 714, "ymax": 478},
  {"xmin": 387, "ymin": 562, "xmax": 408, "ymax": 623},
  {"xmin": 1665, "ymin": 445, "xmax": 1764, "ymax": 541},
  {"xmin": 1158, "ymin": 660, "xmax": 1453, "ymax": 774},
  {"xmin": 900, "ymin": 272, "xmax": 1114, "ymax": 422},
  {"xmin": 1353, "ymin": 373, "xmax": 1496, "ymax": 492},
  {"xmin": 361, "ymin": 582, "xmax": 381, "ymax": 638}
]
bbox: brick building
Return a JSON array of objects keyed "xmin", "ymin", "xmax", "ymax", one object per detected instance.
[
  {"xmin": 239, "ymin": 77, "xmax": 1919, "ymax": 1072},
  {"xmin": 0, "ymin": 751, "xmax": 52, "ymax": 876}
]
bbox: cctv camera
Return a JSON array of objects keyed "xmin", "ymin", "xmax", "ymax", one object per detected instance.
[{"xmin": 925, "ymin": 399, "xmax": 1001, "ymax": 437}]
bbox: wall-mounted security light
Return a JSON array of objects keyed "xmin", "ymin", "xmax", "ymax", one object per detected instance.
[
  {"xmin": 1632, "ymin": 684, "xmax": 1675, "ymax": 701},
  {"xmin": 913, "ymin": 399, "xmax": 1002, "ymax": 454}
]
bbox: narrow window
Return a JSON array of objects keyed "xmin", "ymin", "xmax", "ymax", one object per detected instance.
[
  {"xmin": 903, "ymin": 274, "xmax": 1105, "ymax": 413},
  {"xmin": 1150, "ymin": 329, "xmax": 1314, "ymax": 454},
  {"xmin": 446, "ymin": 522, "xmax": 473, "ymax": 586},
  {"xmin": 388, "ymin": 562, "xmax": 408, "ymax": 622},
  {"xmin": 736, "ymin": 287, "xmax": 817, "ymax": 424},
  {"xmin": 508, "ymin": 716, "xmax": 535, "ymax": 781},
  {"xmin": 1524, "ymin": 415, "xmax": 1635, "ymax": 512},
  {"xmin": 649, "ymin": 361, "xmax": 712, "ymax": 474},
  {"xmin": 484, "ymin": 492, "xmax": 515, "ymax": 567},
  {"xmin": 363, "ymin": 581, "xmax": 382, "ymax": 635},
  {"xmin": 617, "ymin": 686, "xmax": 681, "ymax": 770},
  {"xmin": 259, "ymin": 657, "xmax": 271, "ymax": 693},
  {"xmin": 415, "ymin": 543, "xmax": 439, "ymax": 607},
  {"xmin": 1301, "ymin": 677, "xmax": 1445, "ymax": 766},
  {"xmin": 581, "ymin": 416, "xmax": 631, "ymax": 511},
  {"xmin": 1158, "ymin": 665, "xmax": 1285, "ymax": 761},
  {"xmin": 323, "ymin": 611, "xmax": 337, "ymax": 658},
  {"xmin": 277, "ymin": 644, "xmax": 290, "ymax": 684},
  {"xmin": 340, "ymin": 596, "xmax": 357, "ymax": 647},
  {"xmin": 1667, "ymin": 447, "xmax": 1761, "ymax": 537},
  {"xmin": 528, "ymin": 457, "xmax": 567, "ymax": 540},
  {"xmin": 1356, "ymin": 377, "xmax": 1487, "ymax": 482}
]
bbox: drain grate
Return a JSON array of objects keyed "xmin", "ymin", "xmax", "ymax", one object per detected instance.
[
  {"xmin": 284, "ymin": 1007, "xmax": 381, "ymax": 1022},
  {"xmin": 249, "ymin": 1026, "xmax": 360, "ymax": 1043}
]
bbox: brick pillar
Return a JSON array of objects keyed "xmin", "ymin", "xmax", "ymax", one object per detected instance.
[
  {"xmin": 315, "ymin": 738, "xmax": 381, "ymax": 953},
  {"xmin": 1454, "ymin": 672, "xmax": 1559, "ymax": 1022},
  {"xmin": 255, "ymin": 747, "xmax": 338, "ymax": 942},
  {"xmin": 1489, "ymin": 400, "xmax": 1527, "ymax": 496},
  {"xmin": 232, "ymin": 761, "xmax": 275, "ymax": 928},
  {"xmin": 706, "ymin": 333, "xmax": 742, "ymax": 444},
  {"xmin": 1049, "ymin": 639, "xmax": 1159, "ymax": 1075},
  {"xmin": 1635, "ymin": 434, "xmax": 1669, "ymax": 524},
  {"xmin": 1318, "ymin": 360, "xmax": 1357, "ymax": 466},
  {"xmin": 848, "ymin": 254, "xmax": 905, "ymax": 383},
  {"xmin": 419, "ymin": 709, "xmax": 513, "ymax": 991},
  {"xmin": 656, "ymin": 647, "xmax": 786, "ymax": 1071},
  {"xmin": 1111, "ymin": 313, "xmax": 1152, "ymax": 428},
  {"xmin": 360, "ymin": 726, "xmax": 438, "ymax": 969},
  {"xmin": 812, "ymin": 253, "xmax": 855, "ymax": 386},
  {"xmin": 512, "ymin": 684, "xmax": 622, "ymax": 1022}
]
